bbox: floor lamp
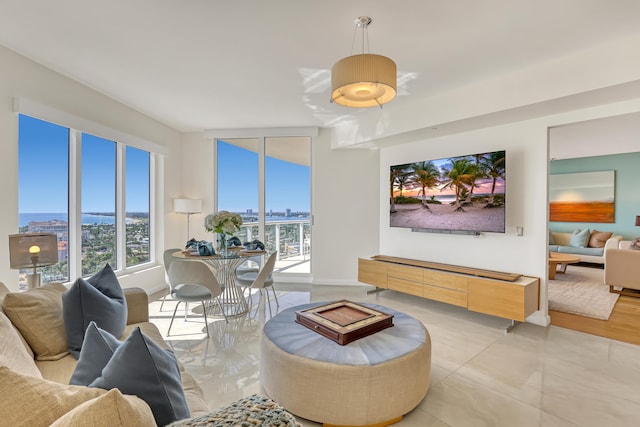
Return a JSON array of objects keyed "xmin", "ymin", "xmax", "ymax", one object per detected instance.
[{"xmin": 174, "ymin": 198, "xmax": 202, "ymax": 241}]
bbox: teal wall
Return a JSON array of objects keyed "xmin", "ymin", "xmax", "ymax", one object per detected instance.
[{"xmin": 550, "ymin": 152, "xmax": 640, "ymax": 240}]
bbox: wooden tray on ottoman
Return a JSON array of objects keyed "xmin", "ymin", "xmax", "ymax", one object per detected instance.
[{"xmin": 295, "ymin": 300, "xmax": 394, "ymax": 345}]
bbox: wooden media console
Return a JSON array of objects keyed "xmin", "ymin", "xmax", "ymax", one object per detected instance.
[{"xmin": 358, "ymin": 255, "xmax": 539, "ymax": 324}]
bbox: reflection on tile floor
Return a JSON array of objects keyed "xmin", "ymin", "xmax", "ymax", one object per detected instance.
[{"xmin": 149, "ymin": 284, "xmax": 640, "ymax": 427}]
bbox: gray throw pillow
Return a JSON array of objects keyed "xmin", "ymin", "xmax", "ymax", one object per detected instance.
[
  {"xmin": 569, "ymin": 228, "xmax": 590, "ymax": 248},
  {"xmin": 69, "ymin": 321, "xmax": 121, "ymax": 386},
  {"xmin": 89, "ymin": 327, "xmax": 190, "ymax": 426},
  {"xmin": 548, "ymin": 230, "xmax": 556, "ymax": 245},
  {"xmin": 62, "ymin": 263, "xmax": 128, "ymax": 357}
]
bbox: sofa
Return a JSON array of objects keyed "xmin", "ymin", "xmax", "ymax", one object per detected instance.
[
  {"xmin": 549, "ymin": 230, "xmax": 622, "ymax": 264},
  {"xmin": 0, "ymin": 281, "xmax": 299, "ymax": 427},
  {"xmin": 605, "ymin": 242, "xmax": 640, "ymax": 296}
]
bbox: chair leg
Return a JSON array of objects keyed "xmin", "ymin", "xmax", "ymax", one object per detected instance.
[
  {"xmin": 167, "ymin": 301, "xmax": 182, "ymax": 337},
  {"xmin": 268, "ymin": 285, "xmax": 279, "ymax": 307},
  {"xmin": 184, "ymin": 302, "xmax": 189, "ymax": 321},
  {"xmin": 159, "ymin": 294, "xmax": 166, "ymax": 312},
  {"xmin": 263, "ymin": 289, "xmax": 273, "ymax": 318},
  {"xmin": 201, "ymin": 301, "xmax": 210, "ymax": 337}
]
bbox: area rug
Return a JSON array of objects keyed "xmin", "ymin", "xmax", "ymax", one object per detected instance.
[{"xmin": 548, "ymin": 265, "xmax": 619, "ymax": 320}]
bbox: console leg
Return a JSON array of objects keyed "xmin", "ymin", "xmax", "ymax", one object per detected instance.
[
  {"xmin": 505, "ymin": 320, "xmax": 520, "ymax": 333},
  {"xmin": 366, "ymin": 287, "xmax": 386, "ymax": 295}
]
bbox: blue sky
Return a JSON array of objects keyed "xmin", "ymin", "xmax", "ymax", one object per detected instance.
[
  {"xmin": 217, "ymin": 141, "xmax": 310, "ymax": 213},
  {"xmin": 19, "ymin": 114, "xmax": 149, "ymax": 213},
  {"xmin": 19, "ymin": 115, "xmax": 309, "ymax": 215}
]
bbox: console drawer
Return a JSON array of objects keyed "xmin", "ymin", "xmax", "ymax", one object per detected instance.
[
  {"xmin": 388, "ymin": 276, "xmax": 423, "ymax": 297},
  {"xmin": 423, "ymin": 284, "xmax": 467, "ymax": 307},
  {"xmin": 423, "ymin": 269, "xmax": 468, "ymax": 292},
  {"xmin": 387, "ymin": 264, "xmax": 423, "ymax": 282}
]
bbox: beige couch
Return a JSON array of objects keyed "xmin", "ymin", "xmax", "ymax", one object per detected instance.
[
  {"xmin": 0, "ymin": 282, "xmax": 208, "ymax": 426},
  {"xmin": 549, "ymin": 231, "xmax": 622, "ymax": 264},
  {"xmin": 605, "ymin": 248, "xmax": 640, "ymax": 296},
  {"xmin": 0, "ymin": 281, "xmax": 301, "ymax": 427}
]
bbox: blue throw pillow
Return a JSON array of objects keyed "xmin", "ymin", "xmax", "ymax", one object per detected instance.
[
  {"xmin": 69, "ymin": 321, "xmax": 121, "ymax": 386},
  {"xmin": 89, "ymin": 327, "xmax": 190, "ymax": 426},
  {"xmin": 569, "ymin": 228, "xmax": 590, "ymax": 248},
  {"xmin": 62, "ymin": 263, "xmax": 128, "ymax": 358}
]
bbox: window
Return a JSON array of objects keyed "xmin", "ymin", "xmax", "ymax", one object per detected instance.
[
  {"xmin": 81, "ymin": 133, "xmax": 116, "ymax": 275},
  {"xmin": 17, "ymin": 114, "xmax": 154, "ymax": 283},
  {"xmin": 18, "ymin": 115, "xmax": 70, "ymax": 283},
  {"xmin": 125, "ymin": 146, "xmax": 150, "ymax": 266},
  {"xmin": 217, "ymin": 139, "xmax": 259, "ymax": 243}
]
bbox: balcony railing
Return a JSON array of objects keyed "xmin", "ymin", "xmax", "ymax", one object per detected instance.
[{"xmin": 237, "ymin": 218, "xmax": 310, "ymax": 263}]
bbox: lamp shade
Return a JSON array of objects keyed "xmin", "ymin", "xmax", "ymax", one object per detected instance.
[
  {"xmin": 331, "ymin": 53, "xmax": 397, "ymax": 108},
  {"xmin": 174, "ymin": 198, "xmax": 202, "ymax": 214},
  {"xmin": 9, "ymin": 233, "xmax": 58, "ymax": 269}
]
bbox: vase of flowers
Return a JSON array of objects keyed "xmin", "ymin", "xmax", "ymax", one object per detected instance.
[{"xmin": 204, "ymin": 211, "xmax": 242, "ymax": 254}]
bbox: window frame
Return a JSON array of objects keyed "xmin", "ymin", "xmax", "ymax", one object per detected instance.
[{"xmin": 15, "ymin": 98, "xmax": 162, "ymax": 281}]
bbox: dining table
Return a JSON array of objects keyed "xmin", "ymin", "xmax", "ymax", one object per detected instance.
[{"xmin": 172, "ymin": 249, "xmax": 265, "ymax": 317}]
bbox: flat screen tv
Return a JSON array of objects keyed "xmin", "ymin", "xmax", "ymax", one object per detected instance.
[{"xmin": 390, "ymin": 150, "xmax": 506, "ymax": 234}]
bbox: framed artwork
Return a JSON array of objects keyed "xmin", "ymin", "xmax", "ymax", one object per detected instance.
[{"xmin": 549, "ymin": 171, "xmax": 615, "ymax": 223}]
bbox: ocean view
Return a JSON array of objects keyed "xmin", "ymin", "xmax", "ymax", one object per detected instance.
[
  {"xmin": 19, "ymin": 212, "xmax": 309, "ymax": 228},
  {"xmin": 20, "ymin": 212, "xmax": 121, "ymax": 227}
]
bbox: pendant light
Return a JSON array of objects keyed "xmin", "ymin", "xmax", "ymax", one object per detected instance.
[{"xmin": 330, "ymin": 16, "xmax": 397, "ymax": 108}]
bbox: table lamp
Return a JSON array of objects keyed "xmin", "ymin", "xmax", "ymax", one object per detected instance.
[
  {"xmin": 174, "ymin": 198, "xmax": 202, "ymax": 241},
  {"xmin": 9, "ymin": 233, "xmax": 58, "ymax": 288}
]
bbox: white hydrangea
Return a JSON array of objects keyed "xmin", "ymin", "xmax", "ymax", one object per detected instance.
[{"xmin": 204, "ymin": 211, "xmax": 243, "ymax": 235}]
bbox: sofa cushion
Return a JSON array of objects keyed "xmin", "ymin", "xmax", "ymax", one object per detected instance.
[
  {"xmin": 548, "ymin": 244, "xmax": 559, "ymax": 252},
  {"xmin": 0, "ymin": 366, "xmax": 106, "ymax": 427},
  {"xmin": 0, "ymin": 310, "xmax": 42, "ymax": 378},
  {"xmin": 36, "ymin": 354, "xmax": 79, "ymax": 384},
  {"xmin": 2, "ymin": 283, "xmax": 69, "ymax": 361},
  {"xmin": 569, "ymin": 228, "xmax": 590, "ymax": 248},
  {"xmin": 0, "ymin": 282, "xmax": 36, "ymax": 361},
  {"xmin": 558, "ymin": 246, "xmax": 604, "ymax": 256},
  {"xmin": 588, "ymin": 230, "xmax": 613, "ymax": 248},
  {"xmin": 70, "ymin": 321, "xmax": 121, "ymax": 386},
  {"xmin": 63, "ymin": 263, "xmax": 128, "ymax": 357},
  {"xmin": 49, "ymin": 389, "xmax": 156, "ymax": 427},
  {"xmin": 89, "ymin": 327, "xmax": 190, "ymax": 426}
]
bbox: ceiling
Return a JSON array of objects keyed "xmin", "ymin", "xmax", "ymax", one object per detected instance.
[{"xmin": 2, "ymin": 1, "xmax": 640, "ymax": 136}]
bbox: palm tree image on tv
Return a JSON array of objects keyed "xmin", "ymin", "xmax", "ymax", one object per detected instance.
[{"xmin": 390, "ymin": 151, "xmax": 506, "ymax": 233}]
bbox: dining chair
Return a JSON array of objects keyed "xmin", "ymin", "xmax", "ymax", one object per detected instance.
[
  {"xmin": 237, "ymin": 251, "xmax": 279, "ymax": 316},
  {"xmin": 166, "ymin": 259, "xmax": 228, "ymax": 337},
  {"xmin": 159, "ymin": 248, "xmax": 181, "ymax": 311},
  {"xmin": 235, "ymin": 254, "xmax": 262, "ymax": 277}
]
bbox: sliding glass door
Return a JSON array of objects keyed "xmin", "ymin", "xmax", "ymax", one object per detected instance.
[
  {"xmin": 216, "ymin": 136, "xmax": 311, "ymax": 276},
  {"xmin": 265, "ymin": 137, "xmax": 310, "ymax": 273}
]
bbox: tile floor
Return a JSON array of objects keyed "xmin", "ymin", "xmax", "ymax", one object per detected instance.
[{"xmin": 149, "ymin": 284, "xmax": 640, "ymax": 427}]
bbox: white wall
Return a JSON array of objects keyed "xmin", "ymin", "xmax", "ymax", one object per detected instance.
[
  {"xmin": 378, "ymin": 98, "xmax": 640, "ymax": 326},
  {"xmin": 0, "ymin": 45, "xmax": 182, "ymax": 292},
  {"xmin": 311, "ymin": 128, "xmax": 380, "ymax": 285}
]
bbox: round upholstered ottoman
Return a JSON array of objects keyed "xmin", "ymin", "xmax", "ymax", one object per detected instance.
[{"xmin": 260, "ymin": 302, "xmax": 431, "ymax": 427}]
